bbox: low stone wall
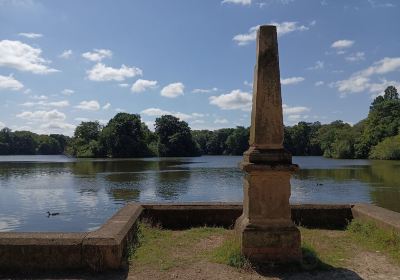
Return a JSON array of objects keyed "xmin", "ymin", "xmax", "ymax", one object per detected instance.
[
  {"xmin": 141, "ymin": 203, "xmax": 353, "ymax": 229},
  {"xmin": 0, "ymin": 203, "xmax": 143, "ymax": 273},
  {"xmin": 1, "ymin": 202, "xmax": 399, "ymax": 272},
  {"xmin": 352, "ymin": 203, "xmax": 400, "ymax": 233}
]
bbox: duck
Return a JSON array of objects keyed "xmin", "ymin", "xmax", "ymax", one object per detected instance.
[{"xmin": 47, "ymin": 211, "xmax": 60, "ymax": 217}]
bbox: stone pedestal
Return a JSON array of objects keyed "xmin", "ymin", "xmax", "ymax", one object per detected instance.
[
  {"xmin": 235, "ymin": 25, "xmax": 301, "ymax": 264},
  {"xmin": 235, "ymin": 161, "xmax": 301, "ymax": 263}
]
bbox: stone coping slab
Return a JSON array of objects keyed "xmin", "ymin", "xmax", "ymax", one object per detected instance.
[{"xmin": 352, "ymin": 203, "xmax": 400, "ymax": 234}]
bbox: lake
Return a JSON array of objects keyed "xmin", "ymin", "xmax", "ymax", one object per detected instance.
[{"xmin": 0, "ymin": 155, "xmax": 399, "ymax": 232}]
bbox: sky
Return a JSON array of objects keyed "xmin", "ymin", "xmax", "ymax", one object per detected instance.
[{"xmin": 0, "ymin": 0, "xmax": 399, "ymax": 136}]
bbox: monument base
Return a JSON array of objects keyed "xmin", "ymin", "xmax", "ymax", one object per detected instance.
[
  {"xmin": 235, "ymin": 215, "xmax": 301, "ymax": 263},
  {"xmin": 243, "ymin": 147, "xmax": 292, "ymax": 165}
]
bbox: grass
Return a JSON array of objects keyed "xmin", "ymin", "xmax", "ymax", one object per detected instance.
[
  {"xmin": 130, "ymin": 220, "xmax": 400, "ymax": 273},
  {"xmin": 347, "ymin": 219, "xmax": 400, "ymax": 264},
  {"xmin": 131, "ymin": 222, "xmax": 226, "ymax": 271}
]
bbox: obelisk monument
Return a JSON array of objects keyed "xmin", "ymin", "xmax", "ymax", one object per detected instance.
[{"xmin": 235, "ymin": 25, "xmax": 301, "ymax": 263}]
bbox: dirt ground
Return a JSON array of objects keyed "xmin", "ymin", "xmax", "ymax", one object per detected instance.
[{"xmin": 2, "ymin": 228, "xmax": 400, "ymax": 280}]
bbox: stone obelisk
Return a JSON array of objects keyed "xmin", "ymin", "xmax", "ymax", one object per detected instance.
[{"xmin": 235, "ymin": 25, "xmax": 301, "ymax": 263}]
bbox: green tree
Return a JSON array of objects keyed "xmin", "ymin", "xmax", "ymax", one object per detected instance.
[
  {"xmin": 37, "ymin": 135, "xmax": 61, "ymax": 155},
  {"xmin": 370, "ymin": 135, "xmax": 400, "ymax": 160},
  {"xmin": 206, "ymin": 128, "xmax": 234, "ymax": 155},
  {"xmin": 155, "ymin": 115, "xmax": 199, "ymax": 157},
  {"xmin": 101, "ymin": 113, "xmax": 149, "ymax": 157},
  {"xmin": 71, "ymin": 121, "xmax": 104, "ymax": 157},
  {"xmin": 225, "ymin": 126, "xmax": 249, "ymax": 155}
]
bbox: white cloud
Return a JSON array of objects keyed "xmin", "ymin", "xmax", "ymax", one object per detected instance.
[
  {"xmin": 192, "ymin": 87, "xmax": 218, "ymax": 93},
  {"xmin": 75, "ymin": 100, "xmax": 100, "ymax": 111},
  {"xmin": 0, "ymin": 121, "xmax": 5, "ymax": 129},
  {"xmin": 214, "ymin": 118, "xmax": 229, "ymax": 124},
  {"xmin": 86, "ymin": 63, "xmax": 142, "ymax": 81},
  {"xmin": 59, "ymin": 50, "xmax": 72, "ymax": 59},
  {"xmin": 282, "ymin": 104, "xmax": 310, "ymax": 115},
  {"xmin": 141, "ymin": 108, "xmax": 203, "ymax": 121},
  {"xmin": 20, "ymin": 100, "xmax": 69, "ymax": 108},
  {"xmin": 62, "ymin": 89, "xmax": 74, "ymax": 95},
  {"xmin": 131, "ymin": 79, "xmax": 158, "ymax": 93},
  {"xmin": 118, "ymin": 83, "xmax": 129, "ymax": 88},
  {"xmin": 102, "ymin": 102, "xmax": 111, "ymax": 110},
  {"xmin": 82, "ymin": 49, "xmax": 112, "ymax": 62},
  {"xmin": 18, "ymin": 32, "xmax": 42, "ymax": 39},
  {"xmin": 332, "ymin": 57, "xmax": 400, "ymax": 96},
  {"xmin": 331, "ymin": 39, "xmax": 354, "ymax": 49},
  {"xmin": 307, "ymin": 60, "xmax": 324, "ymax": 70},
  {"xmin": 345, "ymin": 52, "xmax": 365, "ymax": 62},
  {"xmin": 315, "ymin": 81, "xmax": 324, "ymax": 86},
  {"xmin": 209, "ymin": 89, "xmax": 252, "ymax": 111},
  {"xmin": 281, "ymin": 77, "xmax": 305, "ymax": 85},
  {"xmin": 0, "ymin": 40, "xmax": 59, "ymax": 74},
  {"xmin": 40, "ymin": 122, "xmax": 75, "ymax": 131},
  {"xmin": 16, "ymin": 109, "xmax": 66, "ymax": 122},
  {"xmin": 233, "ymin": 21, "xmax": 310, "ymax": 46},
  {"xmin": 115, "ymin": 108, "xmax": 126, "ymax": 112},
  {"xmin": 0, "ymin": 74, "xmax": 24, "ymax": 91},
  {"xmin": 141, "ymin": 108, "xmax": 171, "ymax": 116},
  {"xmin": 221, "ymin": 0, "xmax": 251, "ymax": 5},
  {"xmin": 160, "ymin": 82, "xmax": 184, "ymax": 98},
  {"xmin": 30, "ymin": 94, "xmax": 47, "ymax": 100}
]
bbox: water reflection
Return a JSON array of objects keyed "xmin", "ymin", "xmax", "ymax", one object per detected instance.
[{"xmin": 0, "ymin": 155, "xmax": 399, "ymax": 232}]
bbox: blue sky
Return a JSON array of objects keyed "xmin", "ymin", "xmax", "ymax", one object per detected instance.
[{"xmin": 0, "ymin": 0, "xmax": 399, "ymax": 136}]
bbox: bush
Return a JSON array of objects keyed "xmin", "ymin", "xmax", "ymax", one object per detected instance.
[{"xmin": 369, "ymin": 135, "xmax": 400, "ymax": 160}]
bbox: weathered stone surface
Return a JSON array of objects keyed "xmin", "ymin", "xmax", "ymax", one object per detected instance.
[
  {"xmin": 236, "ymin": 25, "xmax": 301, "ymax": 263},
  {"xmin": 82, "ymin": 203, "xmax": 143, "ymax": 271},
  {"xmin": 352, "ymin": 203, "xmax": 400, "ymax": 234},
  {"xmin": 249, "ymin": 25, "xmax": 284, "ymax": 151}
]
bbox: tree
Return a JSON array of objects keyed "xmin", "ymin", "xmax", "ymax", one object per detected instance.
[
  {"xmin": 101, "ymin": 113, "xmax": 149, "ymax": 157},
  {"xmin": 71, "ymin": 121, "xmax": 104, "ymax": 157},
  {"xmin": 206, "ymin": 128, "xmax": 234, "ymax": 155},
  {"xmin": 37, "ymin": 135, "xmax": 61, "ymax": 155},
  {"xmin": 155, "ymin": 115, "xmax": 199, "ymax": 157},
  {"xmin": 225, "ymin": 126, "xmax": 249, "ymax": 155}
]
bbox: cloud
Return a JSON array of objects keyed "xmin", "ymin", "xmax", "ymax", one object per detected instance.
[
  {"xmin": 59, "ymin": 50, "xmax": 72, "ymax": 59},
  {"xmin": 214, "ymin": 118, "xmax": 229, "ymax": 124},
  {"xmin": 221, "ymin": 0, "xmax": 251, "ymax": 5},
  {"xmin": 62, "ymin": 89, "xmax": 74, "ymax": 95},
  {"xmin": 0, "ymin": 74, "xmax": 24, "ymax": 90},
  {"xmin": 282, "ymin": 104, "xmax": 310, "ymax": 115},
  {"xmin": 368, "ymin": 0, "xmax": 395, "ymax": 8},
  {"xmin": 160, "ymin": 82, "xmax": 185, "ymax": 98},
  {"xmin": 307, "ymin": 60, "xmax": 324, "ymax": 70},
  {"xmin": 82, "ymin": 49, "xmax": 112, "ymax": 62},
  {"xmin": 18, "ymin": 32, "xmax": 42, "ymax": 39},
  {"xmin": 281, "ymin": 77, "xmax": 305, "ymax": 85},
  {"xmin": 315, "ymin": 81, "xmax": 324, "ymax": 86},
  {"xmin": 102, "ymin": 102, "xmax": 111, "ymax": 110},
  {"xmin": 209, "ymin": 89, "xmax": 252, "ymax": 111},
  {"xmin": 233, "ymin": 21, "xmax": 310, "ymax": 46},
  {"xmin": 0, "ymin": 121, "xmax": 5, "ymax": 129},
  {"xmin": 86, "ymin": 63, "xmax": 142, "ymax": 81},
  {"xmin": 141, "ymin": 108, "xmax": 203, "ymax": 121},
  {"xmin": 40, "ymin": 122, "xmax": 75, "ymax": 131},
  {"xmin": 20, "ymin": 100, "xmax": 70, "ymax": 108},
  {"xmin": 131, "ymin": 79, "xmax": 158, "ymax": 93},
  {"xmin": 192, "ymin": 87, "xmax": 218, "ymax": 93},
  {"xmin": 0, "ymin": 40, "xmax": 59, "ymax": 74},
  {"xmin": 16, "ymin": 109, "xmax": 66, "ymax": 122},
  {"xmin": 75, "ymin": 117, "xmax": 89, "ymax": 122},
  {"xmin": 75, "ymin": 100, "xmax": 100, "ymax": 111},
  {"xmin": 331, "ymin": 40, "xmax": 354, "ymax": 49},
  {"xmin": 30, "ymin": 94, "xmax": 47, "ymax": 100},
  {"xmin": 332, "ymin": 57, "xmax": 400, "ymax": 96},
  {"xmin": 118, "ymin": 83, "xmax": 129, "ymax": 88},
  {"xmin": 345, "ymin": 52, "xmax": 365, "ymax": 62}
]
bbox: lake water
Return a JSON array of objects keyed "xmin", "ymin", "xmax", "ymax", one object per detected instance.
[{"xmin": 0, "ymin": 155, "xmax": 399, "ymax": 232}]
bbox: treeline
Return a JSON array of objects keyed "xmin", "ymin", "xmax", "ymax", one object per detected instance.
[
  {"xmin": 0, "ymin": 128, "xmax": 69, "ymax": 155},
  {"xmin": 284, "ymin": 86, "xmax": 400, "ymax": 160},
  {"xmin": 1, "ymin": 86, "xmax": 399, "ymax": 160}
]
